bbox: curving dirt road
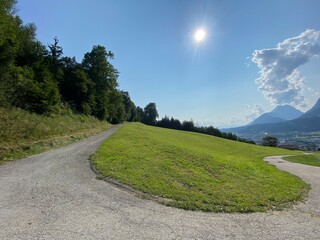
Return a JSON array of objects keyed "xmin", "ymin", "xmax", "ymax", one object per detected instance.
[{"xmin": 0, "ymin": 127, "xmax": 319, "ymax": 240}]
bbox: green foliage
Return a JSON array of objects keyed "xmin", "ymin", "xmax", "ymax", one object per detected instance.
[
  {"xmin": 284, "ymin": 153, "xmax": 320, "ymax": 167},
  {"xmin": 82, "ymin": 45, "xmax": 123, "ymax": 121},
  {"xmin": 106, "ymin": 90, "xmax": 126, "ymax": 124},
  {"xmin": 182, "ymin": 120, "xmax": 194, "ymax": 131},
  {"xmin": 262, "ymin": 136, "xmax": 278, "ymax": 147},
  {"xmin": 142, "ymin": 102, "xmax": 159, "ymax": 125},
  {"xmin": 0, "ymin": 0, "xmax": 18, "ymax": 54},
  {"xmin": 12, "ymin": 65, "xmax": 60, "ymax": 113},
  {"xmin": 60, "ymin": 57, "xmax": 94, "ymax": 114},
  {"xmin": 121, "ymin": 91, "xmax": 137, "ymax": 121},
  {"xmin": 157, "ymin": 116, "xmax": 255, "ymax": 144},
  {"xmin": 48, "ymin": 36, "xmax": 63, "ymax": 67},
  {"xmin": 0, "ymin": 2, "xmax": 132, "ymax": 124},
  {"xmin": 82, "ymin": 45, "xmax": 118, "ymax": 90},
  {"xmin": 0, "ymin": 106, "xmax": 111, "ymax": 163},
  {"xmin": 93, "ymin": 123, "xmax": 308, "ymax": 212},
  {"xmin": 135, "ymin": 106, "xmax": 144, "ymax": 122}
]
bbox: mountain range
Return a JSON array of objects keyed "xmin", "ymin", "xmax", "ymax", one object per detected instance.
[
  {"xmin": 225, "ymin": 98, "xmax": 320, "ymax": 134},
  {"xmin": 248, "ymin": 105, "xmax": 304, "ymax": 126}
]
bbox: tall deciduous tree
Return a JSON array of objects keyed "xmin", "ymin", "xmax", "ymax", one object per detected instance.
[{"xmin": 143, "ymin": 103, "xmax": 158, "ymax": 125}]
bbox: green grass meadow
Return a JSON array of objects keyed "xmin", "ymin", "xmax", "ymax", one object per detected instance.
[
  {"xmin": 93, "ymin": 123, "xmax": 309, "ymax": 213},
  {"xmin": 284, "ymin": 152, "xmax": 320, "ymax": 167},
  {"xmin": 0, "ymin": 107, "xmax": 112, "ymax": 163}
]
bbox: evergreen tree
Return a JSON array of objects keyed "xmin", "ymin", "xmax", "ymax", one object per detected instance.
[{"xmin": 47, "ymin": 37, "xmax": 64, "ymax": 84}]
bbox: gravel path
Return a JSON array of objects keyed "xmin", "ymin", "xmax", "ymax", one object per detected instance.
[{"xmin": 0, "ymin": 127, "xmax": 319, "ymax": 240}]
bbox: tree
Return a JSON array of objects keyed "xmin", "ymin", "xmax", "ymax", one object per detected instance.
[
  {"xmin": 0, "ymin": 0, "xmax": 141, "ymax": 122},
  {"xmin": 48, "ymin": 37, "xmax": 63, "ymax": 67},
  {"xmin": 0, "ymin": 0, "xmax": 24, "ymax": 105},
  {"xmin": 170, "ymin": 117, "xmax": 182, "ymax": 130},
  {"xmin": 142, "ymin": 103, "xmax": 158, "ymax": 125},
  {"xmin": 262, "ymin": 136, "xmax": 278, "ymax": 147},
  {"xmin": 47, "ymin": 37, "xmax": 64, "ymax": 84},
  {"xmin": 181, "ymin": 120, "xmax": 194, "ymax": 131},
  {"xmin": 82, "ymin": 45, "xmax": 117, "ymax": 90},
  {"xmin": 121, "ymin": 91, "xmax": 137, "ymax": 121},
  {"xmin": 60, "ymin": 57, "xmax": 94, "ymax": 114},
  {"xmin": 135, "ymin": 106, "xmax": 144, "ymax": 122},
  {"xmin": 107, "ymin": 90, "xmax": 125, "ymax": 124},
  {"xmin": 82, "ymin": 45, "xmax": 119, "ymax": 120},
  {"xmin": 11, "ymin": 26, "xmax": 61, "ymax": 113},
  {"xmin": 203, "ymin": 126, "xmax": 222, "ymax": 137},
  {"xmin": 157, "ymin": 116, "xmax": 171, "ymax": 128}
]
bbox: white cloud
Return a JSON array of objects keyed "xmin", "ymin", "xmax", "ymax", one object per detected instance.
[
  {"xmin": 307, "ymin": 87, "xmax": 320, "ymax": 97},
  {"xmin": 245, "ymin": 104, "xmax": 264, "ymax": 121},
  {"xmin": 252, "ymin": 29, "xmax": 320, "ymax": 107}
]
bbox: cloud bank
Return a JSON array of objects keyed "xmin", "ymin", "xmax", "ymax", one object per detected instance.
[
  {"xmin": 252, "ymin": 29, "xmax": 320, "ymax": 107},
  {"xmin": 245, "ymin": 104, "xmax": 264, "ymax": 121}
]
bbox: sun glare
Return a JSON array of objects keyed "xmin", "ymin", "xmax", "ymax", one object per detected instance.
[{"xmin": 194, "ymin": 28, "xmax": 206, "ymax": 43}]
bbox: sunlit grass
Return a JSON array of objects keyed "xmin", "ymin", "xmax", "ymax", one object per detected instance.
[
  {"xmin": 93, "ymin": 123, "xmax": 308, "ymax": 213},
  {"xmin": 0, "ymin": 107, "xmax": 111, "ymax": 163},
  {"xmin": 284, "ymin": 152, "xmax": 320, "ymax": 167}
]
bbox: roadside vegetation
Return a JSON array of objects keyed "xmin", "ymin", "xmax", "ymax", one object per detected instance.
[
  {"xmin": 0, "ymin": 107, "xmax": 111, "ymax": 164},
  {"xmin": 284, "ymin": 153, "xmax": 320, "ymax": 167},
  {"xmin": 93, "ymin": 123, "xmax": 309, "ymax": 213}
]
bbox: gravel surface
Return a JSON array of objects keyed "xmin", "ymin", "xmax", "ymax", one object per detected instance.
[{"xmin": 1, "ymin": 127, "xmax": 319, "ymax": 240}]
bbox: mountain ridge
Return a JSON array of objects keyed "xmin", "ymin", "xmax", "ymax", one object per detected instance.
[
  {"xmin": 248, "ymin": 105, "xmax": 303, "ymax": 126},
  {"xmin": 225, "ymin": 98, "xmax": 320, "ymax": 134},
  {"xmin": 299, "ymin": 98, "xmax": 320, "ymax": 119}
]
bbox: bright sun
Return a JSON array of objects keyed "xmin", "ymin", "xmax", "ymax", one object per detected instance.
[{"xmin": 194, "ymin": 28, "xmax": 206, "ymax": 43}]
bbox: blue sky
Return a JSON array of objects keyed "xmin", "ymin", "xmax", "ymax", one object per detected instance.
[{"xmin": 18, "ymin": 0, "xmax": 320, "ymax": 127}]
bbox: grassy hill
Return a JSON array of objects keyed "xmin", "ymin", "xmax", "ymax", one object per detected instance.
[
  {"xmin": 284, "ymin": 152, "xmax": 320, "ymax": 167},
  {"xmin": 0, "ymin": 107, "xmax": 112, "ymax": 163},
  {"xmin": 93, "ymin": 123, "xmax": 308, "ymax": 213}
]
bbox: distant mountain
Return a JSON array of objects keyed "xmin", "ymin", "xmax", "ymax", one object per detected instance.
[
  {"xmin": 248, "ymin": 113, "xmax": 285, "ymax": 126},
  {"xmin": 248, "ymin": 105, "xmax": 303, "ymax": 126},
  {"xmin": 271, "ymin": 105, "xmax": 304, "ymax": 120},
  {"xmin": 299, "ymin": 98, "xmax": 320, "ymax": 118},
  {"xmin": 226, "ymin": 98, "xmax": 320, "ymax": 134}
]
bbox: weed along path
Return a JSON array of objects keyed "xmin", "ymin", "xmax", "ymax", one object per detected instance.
[{"xmin": 0, "ymin": 128, "xmax": 319, "ymax": 240}]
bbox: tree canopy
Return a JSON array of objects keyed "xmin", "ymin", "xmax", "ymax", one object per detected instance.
[
  {"xmin": 0, "ymin": 1, "xmax": 138, "ymax": 123},
  {"xmin": 262, "ymin": 136, "xmax": 278, "ymax": 147},
  {"xmin": 142, "ymin": 103, "xmax": 159, "ymax": 125}
]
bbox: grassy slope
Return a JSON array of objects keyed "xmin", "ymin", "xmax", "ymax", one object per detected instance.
[
  {"xmin": 93, "ymin": 123, "xmax": 308, "ymax": 213},
  {"xmin": 284, "ymin": 152, "xmax": 320, "ymax": 167},
  {"xmin": 0, "ymin": 107, "xmax": 111, "ymax": 163}
]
